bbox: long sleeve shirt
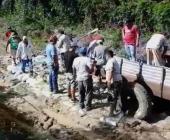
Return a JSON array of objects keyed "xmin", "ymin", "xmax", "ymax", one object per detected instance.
[{"xmin": 16, "ymin": 41, "xmax": 33, "ymax": 60}]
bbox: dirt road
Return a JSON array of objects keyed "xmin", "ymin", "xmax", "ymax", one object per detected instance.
[{"xmin": 0, "ymin": 44, "xmax": 170, "ymax": 140}]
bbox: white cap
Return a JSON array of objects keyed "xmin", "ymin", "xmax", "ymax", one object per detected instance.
[
  {"xmin": 23, "ymin": 36, "xmax": 27, "ymax": 41},
  {"xmin": 96, "ymin": 40, "xmax": 103, "ymax": 44}
]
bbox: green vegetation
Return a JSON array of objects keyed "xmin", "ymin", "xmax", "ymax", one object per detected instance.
[{"xmin": 0, "ymin": 0, "xmax": 169, "ymax": 48}]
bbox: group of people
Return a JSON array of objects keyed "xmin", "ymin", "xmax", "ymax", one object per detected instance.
[
  {"xmin": 6, "ymin": 27, "xmax": 34, "ymax": 74},
  {"xmin": 5, "ymin": 19, "xmax": 169, "ymax": 117},
  {"xmin": 45, "ymin": 29, "xmax": 123, "ymax": 116},
  {"xmin": 122, "ymin": 18, "xmax": 170, "ymax": 66}
]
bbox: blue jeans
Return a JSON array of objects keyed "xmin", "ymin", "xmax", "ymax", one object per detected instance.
[
  {"xmin": 21, "ymin": 59, "xmax": 33, "ymax": 73},
  {"xmin": 125, "ymin": 45, "xmax": 136, "ymax": 61},
  {"xmin": 48, "ymin": 65, "xmax": 58, "ymax": 92}
]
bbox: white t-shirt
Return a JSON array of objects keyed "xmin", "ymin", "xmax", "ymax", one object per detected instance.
[
  {"xmin": 72, "ymin": 56, "xmax": 92, "ymax": 81},
  {"xmin": 146, "ymin": 34, "xmax": 168, "ymax": 50},
  {"xmin": 57, "ymin": 34, "xmax": 71, "ymax": 53},
  {"xmin": 93, "ymin": 44, "xmax": 106, "ymax": 66},
  {"xmin": 105, "ymin": 57, "xmax": 122, "ymax": 82},
  {"xmin": 87, "ymin": 40, "xmax": 98, "ymax": 58},
  {"xmin": 17, "ymin": 41, "xmax": 33, "ymax": 60}
]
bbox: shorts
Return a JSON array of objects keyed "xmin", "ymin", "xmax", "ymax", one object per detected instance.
[
  {"xmin": 10, "ymin": 49, "xmax": 17, "ymax": 58},
  {"xmin": 66, "ymin": 73, "xmax": 76, "ymax": 90}
]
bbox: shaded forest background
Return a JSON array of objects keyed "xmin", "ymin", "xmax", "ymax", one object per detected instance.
[{"xmin": 0, "ymin": 0, "xmax": 169, "ymax": 48}]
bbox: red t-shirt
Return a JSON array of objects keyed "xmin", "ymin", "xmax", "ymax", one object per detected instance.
[{"xmin": 123, "ymin": 25, "xmax": 139, "ymax": 45}]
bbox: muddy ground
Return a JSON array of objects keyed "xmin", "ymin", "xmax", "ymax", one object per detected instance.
[{"xmin": 1, "ymin": 43, "xmax": 170, "ymax": 140}]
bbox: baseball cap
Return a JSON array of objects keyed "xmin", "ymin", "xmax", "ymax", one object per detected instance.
[{"xmin": 79, "ymin": 47, "xmax": 87, "ymax": 55}]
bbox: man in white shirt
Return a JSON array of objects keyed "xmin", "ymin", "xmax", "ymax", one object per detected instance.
[
  {"xmin": 146, "ymin": 32, "xmax": 169, "ymax": 66},
  {"xmin": 72, "ymin": 47, "xmax": 93, "ymax": 112},
  {"xmin": 16, "ymin": 36, "xmax": 34, "ymax": 73},
  {"xmin": 105, "ymin": 50, "xmax": 123, "ymax": 117},
  {"xmin": 55, "ymin": 29, "xmax": 71, "ymax": 69}
]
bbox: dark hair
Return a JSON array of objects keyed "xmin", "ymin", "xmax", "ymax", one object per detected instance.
[
  {"xmin": 106, "ymin": 50, "xmax": 114, "ymax": 57},
  {"xmin": 163, "ymin": 32, "xmax": 170, "ymax": 39},
  {"xmin": 58, "ymin": 29, "xmax": 64, "ymax": 34},
  {"xmin": 49, "ymin": 35, "xmax": 58, "ymax": 43}
]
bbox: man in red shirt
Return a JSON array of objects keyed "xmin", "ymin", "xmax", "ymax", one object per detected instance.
[{"xmin": 122, "ymin": 19, "xmax": 139, "ymax": 61}]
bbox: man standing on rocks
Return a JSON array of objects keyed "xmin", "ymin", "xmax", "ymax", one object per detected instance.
[
  {"xmin": 63, "ymin": 43, "xmax": 78, "ymax": 102},
  {"xmin": 122, "ymin": 18, "xmax": 139, "ymax": 61},
  {"xmin": 16, "ymin": 36, "xmax": 34, "ymax": 74},
  {"xmin": 105, "ymin": 50, "xmax": 123, "ymax": 117},
  {"xmin": 55, "ymin": 29, "xmax": 71, "ymax": 68},
  {"xmin": 72, "ymin": 47, "xmax": 93, "ymax": 114},
  {"xmin": 46, "ymin": 35, "xmax": 59, "ymax": 94}
]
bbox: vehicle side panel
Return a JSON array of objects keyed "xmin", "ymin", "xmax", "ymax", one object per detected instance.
[
  {"xmin": 163, "ymin": 68, "xmax": 170, "ymax": 100},
  {"xmin": 121, "ymin": 59, "xmax": 139, "ymax": 82},
  {"xmin": 141, "ymin": 64, "xmax": 163, "ymax": 98}
]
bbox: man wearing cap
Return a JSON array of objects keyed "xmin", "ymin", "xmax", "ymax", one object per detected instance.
[
  {"xmin": 16, "ymin": 36, "xmax": 34, "ymax": 73},
  {"xmin": 105, "ymin": 50, "xmax": 123, "ymax": 117},
  {"xmin": 63, "ymin": 44, "xmax": 78, "ymax": 102},
  {"xmin": 46, "ymin": 35, "xmax": 59, "ymax": 94},
  {"xmin": 6, "ymin": 32, "xmax": 21, "ymax": 65},
  {"xmin": 72, "ymin": 47, "xmax": 93, "ymax": 113},
  {"xmin": 122, "ymin": 18, "xmax": 139, "ymax": 61}
]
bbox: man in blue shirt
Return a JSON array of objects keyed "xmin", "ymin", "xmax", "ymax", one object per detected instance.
[{"xmin": 46, "ymin": 36, "xmax": 59, "ymax": 94}]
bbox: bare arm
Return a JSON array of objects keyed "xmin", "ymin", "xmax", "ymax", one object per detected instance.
[
  {"xmin": 122, "ymin": 28, "xmax": 125, "ymax": 40},
  {"xmin": 135, "ymin": 26, "xmax": 140, "ymax": 47},
  {"xmin": 106, "ymin": 70, "xmax": 113, "ymax": 89}
]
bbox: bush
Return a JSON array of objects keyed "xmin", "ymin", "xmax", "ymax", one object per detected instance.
[{"xmin": 0, "ymin": 0, "xmax": 169, "ymax": 49}]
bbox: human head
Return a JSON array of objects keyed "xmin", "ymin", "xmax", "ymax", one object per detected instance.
[
  {"xmin": 163, "ymin": 32, "xmax": 170, "ymax": 39},
  {"xmin": 7, "ymin": 26, "xmax": 12, "ymax": 31},
  {"xmin": 23, "ymin": 36, "xmax": 28, "ymax": 45},
  {"xmin": 49, "ymin": 35, "xmax": 58, "ymax": 45},
  {"xmin": 96, "ymin": 39, "xmax": 104, "ymax": 45},
  {"xmin": 106, "ymin": 50, "xmax": 115, "ymax": 58},
  {"xmin": 58, "ymin": 29, "xmax": 64, "ymax": 34},
  {"xmin": 54, "ymin": 29, "xmax": 64, "ymax": 38},
  {"xmin": 79, "ymin": 47, "xmax": 87, "ymax": 56},
  {"xmin": 70, "ymin": 42, "xmax": 77, "ymax": 51},
  {"xmin": 10, "ymin": 32, "xmax": 17, "ymax": 38},
  {"xmin": 124, "ymin": 17, "xmax": 134, "ymax": 26}
]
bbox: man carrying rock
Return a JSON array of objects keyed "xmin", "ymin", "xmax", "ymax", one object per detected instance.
[
  {"xmin": 63, "ymin": 43, "xmax": 78, "ymax": 102},
  {"xmin": 46, "ymin": 35, "xmax": 59, "ymax": 94},
  {"xmin": 146, "ymin": 32, "xmax": 170, "ymax": 66},
  {"xmin": 16, "ymin": 36, "xmax": 34, "ymax": 74},
  {"xmin": 105, "ymin": 50, "xmax": 123, "ymax": 117},
  {"xmin": 72, "ymin": 47, "xmax": 93, "ymax": 114}
]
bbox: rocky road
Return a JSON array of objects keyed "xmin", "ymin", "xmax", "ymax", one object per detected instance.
[{"xmin": 1, "ymin": 49, "xmax": 170, "ymax": 140}]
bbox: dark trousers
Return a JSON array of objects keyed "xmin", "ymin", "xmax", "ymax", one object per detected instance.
[
  {"xmin": 109, "ymin": 81, "xmax": 123, "ymax": 116},
  {"xmin": 21, "ymin": 59, "xmax": 33, "ymax": 73},
  {"xmin": 78, "ymin": 78, "xmax": 93, "ymax": 109},
  {"xmin": 49, "ymin": 66, "xmax": 58, "ymax": 92}
]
